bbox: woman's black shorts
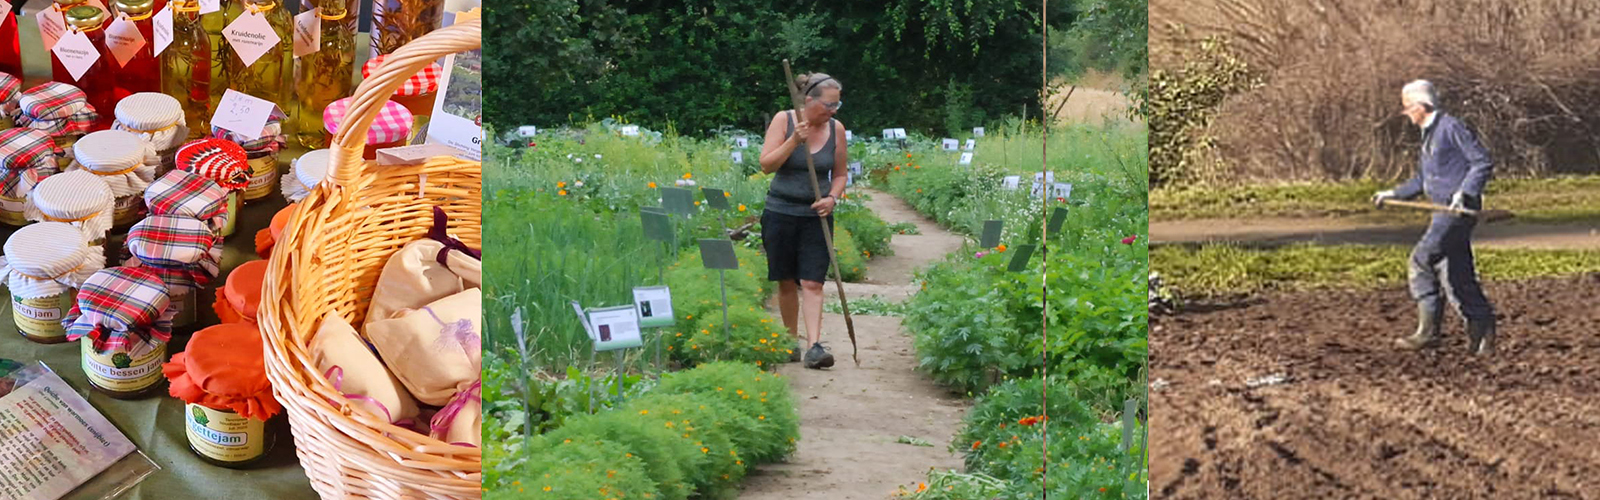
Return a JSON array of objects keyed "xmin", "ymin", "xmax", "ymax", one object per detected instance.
[{"xmin": 761, "ymin": 210, "xmax": 834, "ymax": 284}]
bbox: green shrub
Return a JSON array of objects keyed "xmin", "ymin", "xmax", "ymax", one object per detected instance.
[
  {"xmin": 654, "ymin": 361, "xmax": 801, "ymax": 464},
  {"xmin": 488, "ymin": 435, "xmax": 659, "ymax": 500},
  {"xmin": 660, "ymin": 246, "xmax": 789, "ymax": 368},
  {"xmin": 621, "ymin": 393, "xmax": 751, "ymax": 499},
  {"xmin": 836, "ymin": 198, "xmax": 894, "ymax": 258},
  {"xmin": 832, "ymin": 228, "xmax": 867, "ymax": 283},
  {"xmin": 540, "ymin": 411, "xmax": 702, "ymax": 500}
]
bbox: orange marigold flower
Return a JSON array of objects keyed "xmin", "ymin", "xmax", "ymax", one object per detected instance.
[
  {"xmin": 972, "ymin": 441, "xmax": 982, "ymax": 449},
  {"xmin": 648, "ymin": 182, "xmax": 657, "ymax": 188}
]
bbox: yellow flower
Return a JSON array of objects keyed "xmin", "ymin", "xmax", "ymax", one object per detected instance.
[
  {"xmin": 758, "ymin": 415, "xmax": 765, "ymax": 420},
  {"xmin": 694, "ymin": 201, "xmax": 701, "ymax": 206},
  {"xmin": 738, "ymin": 204, "xmax": 747, "ymax": 212},
  {"xmin": 648, "ymin": 182, "xmax": 657, "ymax": 188},
  {"xmin": 683, "ymin": 173, "xmax": 693, "ymax": 179},
  {"xmin": 557, "ymin": 181, "xmax": 566, "ymax": 188},
  {"xmin": 701, "ymin": 447, "xmax": 710, "ymax": 453},
  {"xmin": 997, "ymin": 244, "xmax": 1008, "ymax": 252},
  {"xmin": 558, "ymin": 190, "xmax": 567, "ymax": 196},
  {"xmin": 544, "ymin": 486, "xmax": 552, "ymax": 492},
  {"xmin": 640, "ymin": 410, "xmax": 649, "ymax": 415},
  {"xmin": 760, "ymin": 339, "xmax": 768, "ymax": 344}
]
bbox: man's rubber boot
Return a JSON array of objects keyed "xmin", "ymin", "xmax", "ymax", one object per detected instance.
[
  {"xmin": 1467, "ymin": 318, "xmax": 1497, "ymax": 356},
  {"xmin": 803, "ymin": 342, "xmax": 834, "ymax": 369},
  {"xmin": 1395, "ymin": 303, "xmax": 1443, "ymax": 350}
]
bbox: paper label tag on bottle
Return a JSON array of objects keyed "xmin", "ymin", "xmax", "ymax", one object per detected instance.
[
  {"xmin": 37, "ymin": 7, "xmax": 66, "ymax": 51},
  {"xmin": 52, "ymin": 30, "xmax": 100, "ymax": 81},
  {"xmin": 199, "ymin": 0, "xmax": 220, "ymax": 15},
  {"xmin": 153, "ymin": 5, "xmax": 174, "ymax": 57},
  {"xmin": 293, "ymin": 8, "xmax": 319, "ymax": 58},
  {"xmin": 225, "ymin": 11, "xmax": 280, "ymax": 67},
  {"xmin": 212, "ymin": 89, "xmax": 273, "ymax": 141},
  {"xmin": 105, "ymin": 18, "xmax": 148, "ymax": 67}
]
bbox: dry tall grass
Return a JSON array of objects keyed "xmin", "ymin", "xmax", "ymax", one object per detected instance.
[{"xmin": 1153, "ymin": 0, "xmax": 1600, "ymax": 182}]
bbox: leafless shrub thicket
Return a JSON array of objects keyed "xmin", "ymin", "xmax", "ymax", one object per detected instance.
[{"xmin": 1152, "ymin": 0, "xmax": 1600, "ymax": 182}]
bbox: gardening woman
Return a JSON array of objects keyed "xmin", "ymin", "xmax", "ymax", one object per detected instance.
[{"xmin": 757, "ymin": 72, "xmax": 847, "ymax": 369}]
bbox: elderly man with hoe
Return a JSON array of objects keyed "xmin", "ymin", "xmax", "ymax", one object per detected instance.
[{"xmin": 1373, "ymin": 79, "xmax": 1498, "ymax": 355}]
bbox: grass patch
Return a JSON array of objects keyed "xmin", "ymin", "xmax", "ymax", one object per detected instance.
[
  {"xmin": 823, "ymin": 295, "xmax": 907, "ymax": 317},
  {"xmin": 1151, "ymin": 176, "xmax": 1600, "ymax": 223},
  {"xmin": 1152, "ymin": 243, "xmax": 1600, "ymax": 295}
]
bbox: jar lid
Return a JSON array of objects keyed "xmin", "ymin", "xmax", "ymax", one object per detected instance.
[
  {"xmin": 224, "ymin": 259, "xmax": 266, "ymax": 321},
  {"xmin": 3, "ymin": 222, "xmax": 91, "ymax": 276},
  {"xmin": 114, "ymin": 92, "xmax": 183, "ymax": 131},
  {"xmin": 126, "ymin": 214, "xmax": 221, "ymax": 289},
  {"xmin": 144, "ymin": 169, "xmax": 228, "ymax": 231},
  {"xmin": 113, "ymin": 0, "xmax": 155, "ymax": 15},
  {"xmin": 25, "ymin": 170, "xmax": 115, "ymax": 236},
  {"xmin": 162, "ymin": 322, "xmax": 281, "ymax": 420},
  {"xmin": 0, "ymin": 128, "xmax": 58, "ymax": 169},
  {"xmin": 293, "ymin": 149, "xmax": 330, "ymax": 191},
  {"xmin": 268, "ymin": 202, "xmax": 295, "ymax": 242},
  {"xmin": 74, "ymin": 129, "xmax": 146, "ymax": 172},
  {"xmin": 361, "ymin": 55, "xmax": 442, "ymax": 96},
  {"xmin": 0, "ymin": 73, "xmax": 19, "ymax": 104},
  {"xmin": 64, "ymin": 5, "xmax": 107, "ymax": 30},
  {"xmin": 323, "ymin": 98, "xmax": 413, "ymax": 145},
  {"xmin": 18, "ymin": 83, "xmax": 97, "ymax": 136},
  {"xmin": 176, "ymin": 138, "xmax": 250, "ymax": 190},
  {"xmin": 67, "ymin": 266, "xmax": 172, "ymax": 350}
]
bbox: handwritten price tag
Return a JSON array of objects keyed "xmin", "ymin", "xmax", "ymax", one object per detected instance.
[{"xmin": 211, "ymin": 90, "xmax": 273, "ymax": 141}]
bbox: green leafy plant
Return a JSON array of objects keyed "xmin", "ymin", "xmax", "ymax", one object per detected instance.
[{"xmin": 653, "ymin": 361, "xmax": 801, "ymax": 464}]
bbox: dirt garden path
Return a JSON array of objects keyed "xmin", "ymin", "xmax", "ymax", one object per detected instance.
[
  {"xmin": 740, "ymin": 188, "xmax": 969, "ymax": 500},
  {"xmin": 1151, "ymin": 217, "xmax": 1600, "ymax": 249}
]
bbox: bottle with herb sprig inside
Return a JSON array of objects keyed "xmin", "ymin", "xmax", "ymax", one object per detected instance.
[
  {"xmin": 162, "ymin": 0, "xmax": 227, "ymax": 139},
  {"xmin": 222, "ymin": 0, "xmax": 291, "ymax": 112},
  {"xmin": 290, "ymin": 0, "xmax": 355, "ymax": 148}
]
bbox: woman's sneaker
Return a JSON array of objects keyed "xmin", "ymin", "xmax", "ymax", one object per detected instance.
[{"xmin": 803, "ymin": 342, "xmax": 835, "ymax": 369}]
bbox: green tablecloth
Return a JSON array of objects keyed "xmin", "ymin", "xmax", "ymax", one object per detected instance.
[{"xmin": 0, "ymin": 21, "xmax": 379, "ymax": 500}]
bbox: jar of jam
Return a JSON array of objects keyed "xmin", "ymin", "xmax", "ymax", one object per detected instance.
[
  {"xmin": 322, "ymin": 98, "xmax": 412, "ymax": 160},
  {"xmin": 162, "ymin": 322, "xmax": 281, "ymax": 468},
  {"xmin": 254, "ymin": 202, "xmax": 294, "ymax": 259},
  {"xmin": 174, "ymin": 138, "xmax": 248, "ymax": 236},
  {"xmin": 70, "ymin": 129, "xmax": 156, "ymax": 229},
  {"xmin": 16, "ymin": 82, "xmax": 99, "ymax": 171},
  {"xmin": 125, "ymin": 215, "xmax": 221, "ymax": 335},
  {"xmin": 209, "ymin": 108, "xmax": 284, "ymax": 204},
  {"xmin": 24, "ymin": 169, "xmax": 115, "ymax": 247},
  {"xmin": 0, "ymin": 128, "xmax": 60, "ymax": 226},
  {"xmin": 144, "ymin": 169, "xmax": 230, "ymax": 237},
  {"xmin": 361, "ymin": 55, "xmax": 439, "ymax": 141},
  {"xmin": 279, "ymin": 148, "xmax": 327, "ymax": 203},
  {"xmin": 213, "ymin": 258, "xmax": 263, "ymax": 324},
  {"xmin": 0, "ymin": 73, "xmax": 20, "ymax": 130},
  {"xmin": 67, "ymin": 266, "xmax": 172, "ymax": 399},
  {"xmin": 113, "ymin": 92, "xmax": 187, "ymax": 176},
  {"xmin": 0, "ymin": 222, "xmax": 103, "ymax": 344}
]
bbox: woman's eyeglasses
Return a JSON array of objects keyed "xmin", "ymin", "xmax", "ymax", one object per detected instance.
[{"xmin": 819, "ymin": 100, "xmax": 842, "ymax": 111}]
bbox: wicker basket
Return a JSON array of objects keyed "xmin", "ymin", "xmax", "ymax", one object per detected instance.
[{"xmin": 258, "ymin": 19, "xmax": 482, "ymax": 499}]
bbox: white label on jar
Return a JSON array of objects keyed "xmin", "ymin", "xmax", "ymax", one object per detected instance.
[{"xmin": 13, "ymin": 300, "xmax": 62, "ymax": 321}]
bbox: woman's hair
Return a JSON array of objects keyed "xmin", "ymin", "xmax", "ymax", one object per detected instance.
[{"xmin": 797, "ymin": 73, "xmax": 843, "ymax": 98}]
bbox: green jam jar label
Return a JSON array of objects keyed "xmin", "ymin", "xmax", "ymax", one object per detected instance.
[
  {"xmin": 0, "ymin": 194, "xmax": 27, "ymax": 226},
  {"xmin": 243, "ymin": 154, "xmax": 278, "ymax": 201},
  {"xmin": 185, "ymin": 404, "xmax": 266, "ymax": 462},
  {"xmin": 81, "ymin": 339, "xmax": 165, "ymax": 393},
  {"xmin": 12, "ymin": 291, "xmax": 73, "ymax": 341}
]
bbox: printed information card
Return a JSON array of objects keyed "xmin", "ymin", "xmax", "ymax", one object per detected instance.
[{"xmin": 0, "ymin": 363, "xmax": 138, "ymax": 500}]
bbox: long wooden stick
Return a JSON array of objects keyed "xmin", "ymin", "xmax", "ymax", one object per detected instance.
[{"xmin": 781, "ymin": 59, "xmax": 859, "ymax": 366}]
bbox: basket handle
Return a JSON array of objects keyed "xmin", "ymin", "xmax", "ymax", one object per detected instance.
[{"xmin": 328, "ymin": 18, "xmax": 482, "ymax": 189}]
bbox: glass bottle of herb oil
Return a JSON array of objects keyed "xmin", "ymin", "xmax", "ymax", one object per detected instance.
[
  {"xmin": 162, "ymin": 0, "xmax": 227, "ymax": 139},
  {"xmin": 109, "ymin": 0, "xmax": 162, "ymax": 101},
  {"xmin": 370, "ymin": 0, "xmax": 443, "ymax": 57},
  {"xmin": 223, "ymin": 0, "xmax": 291, "ymax": 111},
  {"xmin": 291, "ymin": 0, "xmax": 355, "ymax": 148}
]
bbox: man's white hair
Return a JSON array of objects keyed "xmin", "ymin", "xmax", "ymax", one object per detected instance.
[{"xmin": 1402, "ymin": 80, "xmax": 1436, "ymax": 108}]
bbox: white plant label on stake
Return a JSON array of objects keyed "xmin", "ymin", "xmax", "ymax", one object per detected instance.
[
  {"xmin": 895, "ymin": 128, "xmax": 907, "ymax": 139},
  {"xmin": 964, "ymin": 139, "xmax": 975, "ymax": 151},
  {"xmin": 293, "ymin": 8, "xmax": 320, "ymax": 57},
  {"xmin": 881, "ymin": 128, "xmax": 894, "ymax": 139},
  {"xmin": 51, "ymin": 30, "xmax": 99, "ymax": 81},
  {"xmin": 959, "ymin": 152, "xmax": 973, "ymax": 165},
  {"xmin": 37, "ymin": 7, "xmax": 66, "ymax": 52},
  {"xmin": 516, "ymin": 125, "xmax": 538, "ymax": 137},
  {"xmin": 730, "ymin": 151, "xmax": 742, "ymax": 164},
  {"xmin": 211, "ymin": 89, "xmax": 273, "ymax": 141},
  {"xmin": 942, "ymin": 138, "xmax": 958, "ymax": 151},
  {"xmin": 973, "ymin": 127, "xmax": 985, "ymax": 137},
  {"xmin": 1052, "ymin": 182, "xmax": 1073, "ymax": 200},
  {"xmin": 845, "ymin": 130, "xmax": 853, "ymax": 142},
  {"xmin": 104, "ymin": 17, "xmax": 147, "ymax": 67},
  {"xmin": 152, "ymin": 4, "xmax": 173, "ymax": 56},
  {"xmin": 620, "ymin": 125, "xmax": 640, "ymax": 136},
  {"xmin": 1002, "ymin": 175, "xmax": 1020, "ymax": 190},
  {"xmin": 734, "ymin": 137, "xmax": 747, "ymax": 148},
  {"xmin": 847, "ymin": 171, "xmax": 853, "ymax": 186},
  {"xmin": 848, "ymin": 161, "xmax": 862, "ymax": 175},
  {"xmin": 224, "ymin": 10, "xmax": 280, "ymax": 67},
  {"xmin": 198, "ymin": 0, "xmax": 220, "ymax": 15}
]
